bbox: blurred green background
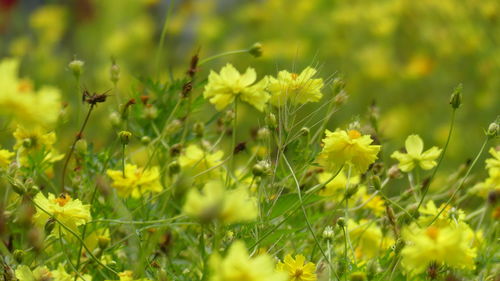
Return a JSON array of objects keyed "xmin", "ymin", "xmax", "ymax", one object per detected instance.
[{"xmin": 0, "ymin": 0, "xmax": 498, "ymax": 168}]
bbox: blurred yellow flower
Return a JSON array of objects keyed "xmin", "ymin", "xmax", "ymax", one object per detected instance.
[
  {"xmin": 15, "ymin": 265, "xmax": 52, "ymax": 281},
  {"xmin": 179, "ymin": 144, "xmax": 224, "ymax": 182},
  {"xmin": 317, "ymin": 170, "xmax": 359, "ymax": 199},
  {"xmin": 106, "ymin": 164, "xmax": 163, "ymax": 198},
  {"xmin": 105, "ymin": 271, "xmax": 151, "ymax": 281},
  {"xmin": 391, "ymin": 134, "xmax": 442, "ymax": 172},
  {"xmin": 316, "ymin": 129, "xmax": 380, "ymax": 174},
  {"xmin": 13, "ymin": 125, "xmax": 64, "ymax": 166},
  {"xmin": 0, "ymin": 58, "xmax": 61, "ymax": 128},
  {"xmin": 30, "ymin": 5, "xmax": 67, "ymax": 44},
  {"xmin": 0, "ymin": 148, "xmax": 14, "ymax": 168},
  {"xmin": 52, "ymin": 264, "xmax": 92, "ymax": 281},
  {"xmin": 347, "ymin": 220, "xmax": 393, "ymax": 262},
  {"xmin": 209, "ymin": 240, "xmax": 287, "ymax": 281},
  {"xmin": 401, "ymin": 223, "xmax": 476, "ymax": 275},
  {"xmin": 268, "ymin": 67, "xmax": 323, "ymax": 107},
  {"xmin": 33, "ymin": 193, "xmax": 91, "ymax": 236},
  {"xmin": 276, "ymin": 254, "xmax": 317, "ymax": 281},
  {"xmin": 485, "ymin": 147, "xmax": 500, "ymax": 172},
  {"xmin": 203, "ymin": 63, "xmax": 269, "ymax": 111},
  {"xmin": 183, "ymin": 180, "xmax": 257, "ymax": 224}
]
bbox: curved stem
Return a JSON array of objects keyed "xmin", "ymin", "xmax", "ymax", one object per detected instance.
[
  {"xmin": 428, "ymin": 137, "xmax": 489, "ymax": 226},
  {"xmin": 416, "ymin": 109, "xmax": 456, "ymax": 212}
]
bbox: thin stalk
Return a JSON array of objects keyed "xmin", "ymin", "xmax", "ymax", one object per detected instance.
[
  {"xmin": 155, "ymin": 0, "xmax": 174, "ymax": 79},
  {"xmin": 61, "ymin": 104, "xmax": 95, "ymax": 192},
  {"xmin": 428, "ymin": 137, "xmax": 489, "ymax": 226},
  {"xmin": 198, "ymin": 50, "xmax": 248, "ymax": 66},
  {"xmin": 416, "ymin": 109, "xmax": 456, "ymax": 212}
]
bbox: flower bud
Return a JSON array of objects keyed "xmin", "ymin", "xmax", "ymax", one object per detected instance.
[
  {"xmin": 118, "ymin": 131, "xmax": 132, "ymax": 145},
  {"xmin": 75, "ymin": 139, "xmax": 88, "ymax": 154},
  {"xmin": 98, "ymin": 236, "xmax": 111, "ymax": 249},
  {"xmin": 168, "ymin": 161, "xmax": 181, "ymax": 176},
  {"xmin": 256, "ymin": 128, "xmax": 271, "ymax": 140},
  {"xmin": 13, "ymin": 249, "xmax": 25, "ymax": 263},
  {"xmin": 322, "ymin": 226, "xmax": 334, "ymax": 240},
  {"xmin": 248, "ymin": 42, "xmax": 263, "ymax": 58},
  {"xmin": 110, "ymin": 62, "xmax": 120, "ymax": 85},
  {"xmin": 371, "ymin": 175, "xmax": 381, "ymax": 190},
  {"xmin": 337, "ymin": 217, "xmax": 346, "ymax": 228},
  {"xmin": 486, "ymin": 121, "xmax": 499, "ymax": 138},
  {"xmin": 143, "ymin": 105, "xmax": 158, "ymax": 120},
  {"xmin": 44, "ymin": 218, "xmax": 56, "ymax": 236},
  {"xmin": 449, "ymin": 83, "xmax": 462, "ymax": 109},
  {"xmin": 299, "ymin": 127, "xmax": 310, "ymax": 137},
  {"xmin": 141, "ymin": 136, "xmax": 151, "ymax": 145},
  {"xmin": 109, "ymin": 112, "xmax": 121, "ymax": 127},
  {"xmin": 165, "ymin": 119, "xmax": 182, "ymax": 135},
  {"xmin": 349, "ymin": 272, "xmax": 368, "ymax": 281},
  {"xmin": 193, "ymin": 122, "xmax": 204, "ymax": 138},
  {"xmin": 68, "ymin": 59, "xmax": 84, "ymax": 78},
  {"xmin": 266, "ymin": 113, "xmax": 277, "ymax": 130}
]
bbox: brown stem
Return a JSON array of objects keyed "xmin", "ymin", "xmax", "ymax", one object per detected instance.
[{"xmin": 61, "ymin": 104, "xmax": 95, "ymax": 192}]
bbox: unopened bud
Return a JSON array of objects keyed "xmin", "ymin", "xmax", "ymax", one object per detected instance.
[
  {"xmin": 168, "ymin": 161, "xmax": 181, "ymax": 175},
  {"xmin": 44, "ymin": 218, "xmax": 56, "ymax": 236},
  {"xmin": 68, "ymin": 59, "xmax": 84, "ymax": 78},
  {"xmin": 349, "ymin": 272, "xmax": 367, "ymax": 281},
  {"xmin": 118, "ymin": 131, "xmax": 132, "ymax": 145},
  {"xmin": 143, "ymin": 105, "xmax": 158, "ymax": 120},
  {"xmin": 98, "ymin": 236, "xmax": 111, "ymax": 249},
  {"xmin": 387, "ymin": 165, "xmax": 402, "ymax": 179},
  {"xmin": 486, "ymin": 121, "xmax": 499, "ymax": 138},
  {"xmin": 248, "ymin": 42, "xmax": 263, "ymax": 58},
  {"xmin": 256, "ymin": 128, "xmax": 271, "ymax": 140},
  {"xmin": 193, "ymin": 122, "xmax": 204, "ymax": 138},
  {"xmin": 141, "ymin": 136, "xmax": 151, "ymax": 145},
  {"xmin": 372, "ymin": 175, "xmax": 381, "ymax": 190},
  {"xmin": 165, "ymin": 119, "xmax": 182, "ymax": 135},
  {"xmin": 13, "ymin": 249, "xmax": 25, "ymax": 263},
  {"xmin": 110, "ymin": 63, "xmax": 120, "ymax": 85},
  {"xmin": 266, "ymin": 113, "xmax": 277, "ymax": 130},
  {"xmin": 449, "ymin": 83, "xmax": 462, "ymax": 109},
  {"xmin": 109, "ymin": 112, "xmax": 121, "ymax": 127},
  {"xmin": 75, "ymin": 139, "xmax": 87, "ymax": 154},
  {"xmin": 337, "ymin": 217, "xmax": 346, "ymax": 228},
  {"xmin": 299, "ymin": 127, "xmax": 310, "ymax": 137},
  {"xmin": 322, "ymin": 226, "xmax": 334, "ymax": 240}
]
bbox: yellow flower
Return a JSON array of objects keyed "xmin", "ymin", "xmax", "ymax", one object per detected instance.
[
  {"xmin": 0, "ymin": 148, "xmax": 14, "ymax": 168},
  {"xmin": 105, "ymin": 271, "xmax": 151, "ymax": 281},
  {"xmin": 0, "ymin": 58, "xmax": 61, "ymax": 128},
  {"xmin": 470, "ymin": 148, "xmax": 500, "ymax": 198},
  {"xmin": 15, "ymin": 265, "xmax": 52, "ymax": 281},
  {"xmin": 33, "ymin": 192, "xmax": 91, "ymax": 236},
  {"xmin": 401, "ymin": 223, "xmax": 476, "ymax": 275},
  {"xmin": 203, "ymin": 63, "xmax": 269, "ymax": 111},
  {"xmin": 30, "ymin": 5, "xmax": 67, "ymax": 44},
  {"xmin": 276, "ymin": 254, "xmax": 317, "ymax": 281},
  {"xmin": 183, "ymin": 181, "xmax": 258, "ymax": 224},
  {"xmin": 347, "ymin": 220, "xmax": 393, "ymax": 262},
  {"xmin": 353, "ymin": 186, "xmax": 385, "ymax": 216},
  {"xmin": 317, "ymin": 170, "xmax": 360, "ymax": 199},
  {"xmin": 178, "ymin": 144, "xmax": 224, "ymax": 182},
  {"xmin": 51, "ymin": 264, "xmax": 92, "ymax": 281},
  {"xmin": 391, "ymin": 134, "xmax": 442, "ymax": 172},
  {"xmin": 316, "ymin": 129, "xmax": 380, "ymax": 174},
  {"xmin": 209, "ymin": 240, "xmax": 287, "ymax": 281},
  {"xmin": 106, "ymin": 164, "xmax": 163, "ymax": 198},
  {"xmin": 268, "ymin": 67, "xmax": 323, "ymax": 107}
]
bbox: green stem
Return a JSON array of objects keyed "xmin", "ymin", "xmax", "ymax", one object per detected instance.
[
  {"xmin": 428, "ymin": 137, "xmax": 489, "ymax": 226},
  {"xmin": 198, "ymin": 50, "xmax": 248, "ymax": 66},
  {"xmin": 155, "ymin": 0, "xmax": 174, "ymax": 79},
  {"xmin": 416, "ymin": 109, "xmax": 456, "ymax": 212}
]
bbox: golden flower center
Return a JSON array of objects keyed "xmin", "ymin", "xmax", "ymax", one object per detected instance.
[
  {"xmin": 17, "ymin": 80, "xmax": 33, "ymax": 92},
  {"xmin": 348, "ymin": 129, "xmax": 362, "ymax": 139},
  {"xmin": 54, "ymin": 194, "xmax": 71, "ymax": 207},
  {"xmin": 291, "ymin": 73, "xmax": 298, "ymax": 80},
  {"xmin": 425, "ymin": 226, "xmax": 439, "ymax": 240},
  {"xmin": 293, "ymin": 268, "xmax": 303, "ymax": 277}
]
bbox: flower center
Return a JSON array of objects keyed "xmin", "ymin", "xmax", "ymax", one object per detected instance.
[
  {"xmin": 291, "ymin": 73, "xmax": 298, "ymax": 80},
  {"xmin": 348, "ymin": 129, "xmax": 362, "ymax": 139},
  {"xmin": 425, "ymin": 226, "xmax": 439, "ymax": 240},
  {"xmin": 54, "ymin": 193, "xmax": 71, "ymax": 207},
  {"xmin": 293, "ymin": 268, "xmax": 303, "ymax": 277}
]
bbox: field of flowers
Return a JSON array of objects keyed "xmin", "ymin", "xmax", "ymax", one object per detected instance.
[{"xmin": 0, "ymin": 1, "xmax": 499, "ymax": 281}]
